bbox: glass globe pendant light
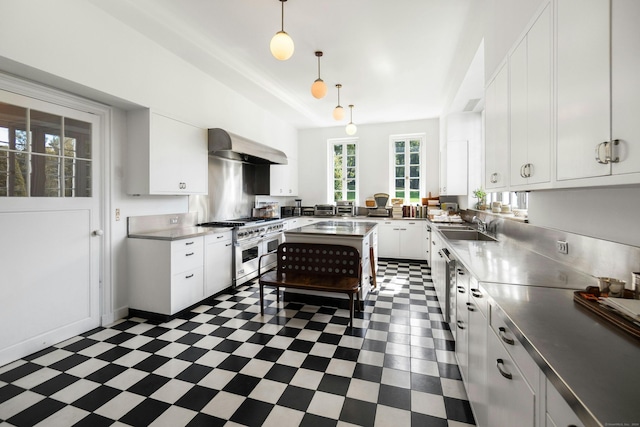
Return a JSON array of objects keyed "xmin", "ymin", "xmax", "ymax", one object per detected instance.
[
  {"xmin": 270, "ymin": 0, "xmax": 294, "ymax": 61},
  {"xmin": 333, "ymin": 84, "xmax": 345, "ymax": 120},
  {"xmin": 345, "ymin": 105, "xmax": 357, "ymax": 135},
  {"xmin": 311, "ymin": 51, "xmax": 327, "ymax": 99}
]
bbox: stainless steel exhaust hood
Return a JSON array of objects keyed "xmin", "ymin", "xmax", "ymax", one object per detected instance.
[{"xmin": 208, "ymin": 128, "xmax": 287, "ymax": 165}]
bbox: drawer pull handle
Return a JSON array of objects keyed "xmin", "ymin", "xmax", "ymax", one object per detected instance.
[
  {"xmin": 496, "ymin": 358, "xmax": 513, "ymax": 380},
  {"xmin": 185, "ymin": 273, "xmax": 194, "ymax": 279},
  {"xmin": 466, "ymin": 302, "xmax": 475, "ymax": 312},
  {"xmin": 186, "ymin": 252, "xmax": 194, "ymax": 257},
  {"xmin": 470, "ymin": 288, "xmax": 482, "ymax": 298},
  {"xmin": 456, "ymin": 320, "xmax": 465, "ymax": 330},
  {"xmin": 217, "ymin": 235, "xmax": 224, "ymax": 239},
  {"xmin": 225, "ymin": 243, "xmax": 232, "ymax": 247},
  {"xmin": 498, "ymin": 327, "xmax": 515, "ymax": 345},
  {"xmin": 185, "ymin": 241, "xmax": 195, "ymax": 245},
  {"xmin": 457, "ymin": 286, "xmax": 466, "ymax": 293}
]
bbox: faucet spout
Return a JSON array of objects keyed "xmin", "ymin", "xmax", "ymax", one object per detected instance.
[{"xmin": 472, "ymin": 216, "xmax": 487, "ymax": 233}]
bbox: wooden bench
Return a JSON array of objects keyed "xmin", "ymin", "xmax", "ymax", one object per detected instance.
[{"xmin": 258, "ymin": 242, "xmax": 362, "ymax": 326}]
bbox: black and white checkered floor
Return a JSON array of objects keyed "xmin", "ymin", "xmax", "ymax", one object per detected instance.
[{"xmin": 0, "ymin": 260, "xmax": 475, "ymax": 426}]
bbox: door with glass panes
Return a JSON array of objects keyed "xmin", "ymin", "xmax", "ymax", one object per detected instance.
[
  {"xmin": 0, "ymin": 88, "xmax": 101, "ymax": 366},
  {"xmin": 392, "ymin": 135, "xmax": 424, "ymax": 204},
  {"xmin": 331, "ymin": 139, "xmax": 358, "ymax": 202}
]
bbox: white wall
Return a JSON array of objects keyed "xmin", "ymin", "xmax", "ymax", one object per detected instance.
[
  {"xmin": 0, "ymin": 0, "xmax": 297, "ymax": 322},
  {"xmin": 298, "ymin": 119, "xmax": 439, "ymax": 206}
]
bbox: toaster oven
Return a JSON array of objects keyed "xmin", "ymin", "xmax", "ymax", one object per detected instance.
[{"xmin": 314, "ymin": 204, "xmax": 336, "ymax": 216}]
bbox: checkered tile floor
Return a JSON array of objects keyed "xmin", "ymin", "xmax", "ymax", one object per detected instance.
[{"xmin": 0, "ymin": 260, "xmax": 475, "ymax": 426}]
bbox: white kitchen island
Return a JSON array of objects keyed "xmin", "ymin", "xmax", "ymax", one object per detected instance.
[{"xmin": 283, "ymin": 220, "xmax": 378, "ymax": 304}]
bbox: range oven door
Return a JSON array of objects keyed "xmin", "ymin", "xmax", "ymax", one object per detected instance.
[
  {"xmin": 262, "ymin": 232, "xmax": 283, "ymax": 270},
  {"xmin": 235, "ymin": 237, "xmax": 264, "ymax": 287}
]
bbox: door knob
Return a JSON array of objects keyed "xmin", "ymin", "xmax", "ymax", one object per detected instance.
[{"xmin": 92, "ymin": 230, "xmax": 104, "ymax": 236}]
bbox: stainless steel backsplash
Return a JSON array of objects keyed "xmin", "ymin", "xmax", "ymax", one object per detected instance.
[
  {"xmin": 460, "ymin": 210, "xmax": 640, "ymax": 286},
  {"xmin": 189, "ymin": 156, "xmax": 271, "ymax": 223}
]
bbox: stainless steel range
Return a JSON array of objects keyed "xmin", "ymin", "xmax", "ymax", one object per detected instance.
[{"xmin": 201, "ymin": 218, "xmax": 284, "ymax": 287}]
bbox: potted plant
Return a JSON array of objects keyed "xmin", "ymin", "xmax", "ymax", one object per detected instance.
[{"xmin": 472, "ymin": 188, "xmax": 487, "ymax": 210}]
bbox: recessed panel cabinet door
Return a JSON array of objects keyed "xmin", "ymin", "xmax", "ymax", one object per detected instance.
[
  {"xmin": 611, "ymin": 0, "xmax": 640, "ymax": 175},
  {"xmin": 556, "ymin": 0, "xmax": 611, "ymax": 180},
  {"xmin": 485, "ymin": 64, "xmax": 510, "ymax": 190}
]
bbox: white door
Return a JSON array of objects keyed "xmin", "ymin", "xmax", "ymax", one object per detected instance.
[{"xmin": 0, "ymin": 89, "xmax": 102, "ymax": 366}]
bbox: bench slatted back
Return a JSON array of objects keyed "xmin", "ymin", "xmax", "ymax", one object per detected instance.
[{"xmin": 276, "ymin": 243, "xmax": 360, "ymax": 278}]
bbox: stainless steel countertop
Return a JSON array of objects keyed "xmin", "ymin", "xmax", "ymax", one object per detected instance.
[
  {"xmin": 446, "ymin": 238, "xmax": 598, "ymax": 289},
  {"xmin": 434, "ymin": 227, "xmax": 637, "ymax": 427},
  {"xmin": 128, "ymin": 226, "xmax": 232, "ymax": 241},
  {"xmin": 482, "ymin": 283, "xmax": 640, "ymax": 427},
  {"xmin": 285, "ymin": 220, "xmax": 378, "ymax": 237}
]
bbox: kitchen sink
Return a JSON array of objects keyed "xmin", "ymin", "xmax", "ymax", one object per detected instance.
[
  {"xmin": 436, "ymin": 224, "xmax": 476, "ymax": 231},
  {"xmin": 440, "ymin": 229, "xmax": 498, "ymax": 242}
]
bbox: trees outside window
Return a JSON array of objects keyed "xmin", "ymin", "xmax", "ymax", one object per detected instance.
[
  {"xmin": 330, "ymin": 138, "xmax": 358, "ymax": 202},
  {"xmin": 391, "ymin": 134, "xmax": 424, "ymax": 204}
]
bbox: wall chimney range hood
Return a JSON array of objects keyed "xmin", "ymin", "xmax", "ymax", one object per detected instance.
[{"xmin": 208, "ymin": 128, "xmax": 288, "ymax": 165}]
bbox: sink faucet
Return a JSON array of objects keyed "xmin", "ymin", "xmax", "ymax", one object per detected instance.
[{"xmin": 472, "ymin": 216, "xmax": 487, "ymax": 233}]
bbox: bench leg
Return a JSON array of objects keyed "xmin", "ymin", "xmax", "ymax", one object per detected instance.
[
  {"xmin": 348, "ymin": 294, "xmax": 354, "ymax": 327},
  {"xmin": 259, "ymin": 283, "xmax": 264, "ymax": 316}
]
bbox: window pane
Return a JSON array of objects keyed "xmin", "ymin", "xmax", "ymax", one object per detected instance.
[
  {"xmin": 347, "ymin": 144, "xmax": 356, "ymax": 155},
  {"xmin": 30, "ymin": 154, "xmax": 61, "ymax": 197},
  {"xmin": 31, "ymin": 110, "xmax": 61, "ymax": 155},
  {"xmin": 395, "ymin": 178, "xmax": 404, "ymax": 190},
  {"xmin": 395, "ymin": 141, "xmax": 405, "ymax": 153},
  {"xmin": 64, "ymin": 158, "xmax": 91, "ymax": 197},
  {"xmin": 0, "ymin": 151, "xmax": 28, "ymax": 196},
  {"xmin": 410, "ymin": 165, "xmax": 420, "ymax": 177},
  {"xmin": 334, "ymin": 144, "xmax": 343, "ymax": 156},
  {"xmin": 395, "ymin": 154, "xmax": 404, "ymax": 166},
  {"xmin": 395, "ymin": 190, "xmax": 405, "ymax": 198},
  {"xmin": 410, "ymin": 178, "xmax": 420, "ymax": 190},
  {"xmin": 334, "ymin": 179, "xmax": 342, "ymax": 190},
  {"xmin": 65, "ymin": 118, "xmax": 92, "ymax": 160},
  {"xmin": 0, "ymin": 103, "xmax": 28, "ymax": 151},
  {"xmin": 347, "ymin": 168, "xmax": 355, "ymax": 179},
  {"xmin": 347, "ymin": 191, "xmax": 356, "ymax": 201},
  {"xmin": 334, "ymin": 191, "xmax": 342, "ymax": 200},
  {"xmin": 347, "ymin": 156, "xmax": 355, "ymax": 167},
  {"xmin": 347, "ymin": 179, "xmax": 355, "ymax": 191},
  {"xmin": 409, "ymin": 153, "xmax": 420, "ymax": 165},
  {"xmin": 409, "ymin": 190, "xmax": 420, "ymax": 202},
  {"xmin": 395, "ymin": 166, "xmax": 404, "ymax": 178},
  {"xmin": 409, "ymin": 140, "xmax": 420, "ymax": 152}
]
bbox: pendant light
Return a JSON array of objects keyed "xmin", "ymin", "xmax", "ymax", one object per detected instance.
[
  {"xmin": 333, "ymin": 84, "xmax": 345, "ymax": 120},
  {"xmin": 345, "ymin": 105, "xmax": 357, "ymax": 135},
  {"xmin": 311, "ymin": 51, "xmax": 327, "ymax": 99},
  {"xmin": 270, "ymin": 0, "xmax": 294, "ymax": 61}
]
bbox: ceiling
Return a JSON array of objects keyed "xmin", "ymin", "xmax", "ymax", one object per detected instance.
[{"xmin": 91, "ymin": 0, "xmax": 484, "ymax": 129}]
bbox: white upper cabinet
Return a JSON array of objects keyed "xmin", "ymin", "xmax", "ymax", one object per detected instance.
[
  {"xmin": 510, "ymin": 4, "xmax": 552, "ymax": 189},
  {"xmin": 270, "ymin": 157, "xmax": 298, "ymax": 196},
  {"xmin": 442, "ymin": 140, "xmax": 468, "ymax": 196},
  {"xmin": 611, "ymin": 0, "xmax": 640, "ymax": 176},
  {"xmin": 127, "ymin": 109, "xmax": 208, "ymax": 195},
  {"xmin": 485, "ymin": 63, "xmax": 510, "ymax": 191},
  {"xmin": 556, "ymin": 0, "xmax": 640, "ymax": 183}
]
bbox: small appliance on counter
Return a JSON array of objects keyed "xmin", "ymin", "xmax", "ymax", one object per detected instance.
[
  {"xmin": 336, "ymin": 200, "xmax": 355, "ymax": 216},
  {"xmin": 294, "ymin": 199, "xmax": 302, "ymax": 216},
  {"xmin": 441, "ymin": 202, "xmax": 458, "ymax": 213},
  {"xmin": 301, "ymin": 206, "xmax": 315, "ymax": 216},
  {"xmin": 367, "ymin": 193, "xmax": 391, "ymax": 217},
  {"xmin": 314, "ymin": 204, "xmax": 336, "ymax": 216},
  {"xmin": 281, "ymin": 206, "xmax": 295, "ymax": 217}
]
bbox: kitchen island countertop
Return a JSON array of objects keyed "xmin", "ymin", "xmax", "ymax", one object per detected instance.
[{"xmin": 285, "ymin": 220, "xmax": 378, "ymax": 237}]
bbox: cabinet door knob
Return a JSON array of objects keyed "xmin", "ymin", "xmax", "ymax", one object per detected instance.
[
  {"xmin": 456, "ymin": 320, "xmax": 465, "ymax": 330},
  {"xmin": 466, "ymin": 302, "xmax": 475, "ymax": 311}
]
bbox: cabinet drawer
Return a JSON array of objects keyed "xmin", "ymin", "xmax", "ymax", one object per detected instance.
[
  {"xmin": 171, "ymin": 266, "xmax": 204, "ymax": 313},
  {"xmin": 205, "ymin": 232, "xmax": 232, "ymax": 245},
  {"xmin": 172, "ymin": 238, "xmax": 204, "ymax": 273},
  {"xmin": 490, "ymin": 304, "xmax": 540, "ymax": 390},
  {"xmin": 546, "ymin": 379, "xmax": 584, "ymax": 427},
  {"xmin": 469, "ymin": 281, "xmax": 488, "ymax": 317}
]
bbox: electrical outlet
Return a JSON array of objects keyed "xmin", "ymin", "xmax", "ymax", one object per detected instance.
[
  {"xmin": 556, "ymin": 240, "xmax": 569, "ymax": 254},
  {"xmin": 170, "ymin": 217, "xmax": 179, "ymax": 225},
  {"xmin": 115, "ymin": 208, "xmax": 120, "ymax": 221}
]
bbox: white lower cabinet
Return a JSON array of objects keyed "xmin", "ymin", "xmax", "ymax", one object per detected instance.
[
  {"xmin": 486, "ymin": 320, "xmax": 536, "ymax": 427},
  {"xmin": 377, "ymin": 220, "xmax": 424, "ymax": 260},
  {"xmin": 467, "ymin": 282, "xmax": 488, "ymax": 427},
  {"xmin": 204, "ymin": 231, "xmax": 233, "ymax": 297},
  {"xmin": 129, "ymin": 237, "xmax": 205, "ymax": 315},
  {"xmin": 545, "ymin": 379, "xmax": 584, "ymax": 427}
]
